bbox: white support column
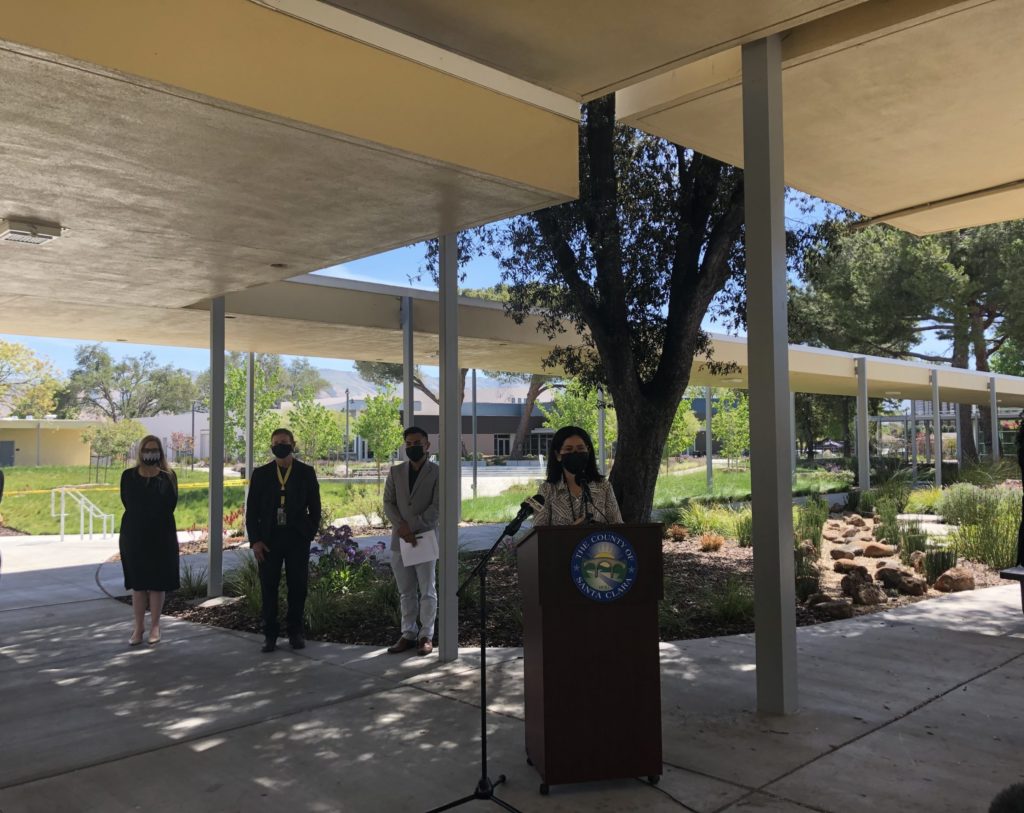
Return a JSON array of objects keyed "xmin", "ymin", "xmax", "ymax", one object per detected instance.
[
  {"xmin": 597, "ymin": 386, "xmax": 607, "ymax": 475},
  {"xmin": 910, "ymin": 398, "xmax": 918, "ymax": 480},
  {"xmin": 931, "ymin": 370, "xmax": 942, "ymax": 488},
  {"xmin": 471, "ymin": 368, "xmax": 478, "ymax": 498},
  {"xmin": 208, "ymin": 296, "xmax": 225, "ymax": 598},
  {"xmin": 437, "ymin": 233, "xmax": 460, "ymax": 662},
  {"xmin": 955, "ymin": 403, "xmax": 963, "ymax": 468},
  {"xmin": 742, "ymin": 35, "xmax": 797, "ymax": 715},
  {"xmin": 705, "ymin": 386, "xmax": 714, "ymax": 490},
  {"xmin": 401, "ymin": 296, "xmax": 415, "ymax": 428},
  {"xmin": 790, "ymin": 391, "xmax": 797, "ymax": 481},
  {"xmin": 245, "ymin": 351, "xmax": 255, "ymax": 502},
  {"xmin": 856, "ymin": 358, "xmax": 870, "ymax": 493},
  {"xmin": 990, "ymin": 377, "xmax": 1000, "ymax": 461}
]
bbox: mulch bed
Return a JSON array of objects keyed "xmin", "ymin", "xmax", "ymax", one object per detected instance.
[{"xmin": 120, "ymin": 525, "xmax": 1013, "ymax": 649}]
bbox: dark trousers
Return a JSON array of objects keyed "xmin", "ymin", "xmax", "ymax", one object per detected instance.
[{"xmin": 258, "ymin": 538, "xmax": 311, "ymax": 639}]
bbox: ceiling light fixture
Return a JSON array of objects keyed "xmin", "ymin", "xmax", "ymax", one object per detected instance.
[
  {"xmin": 884, "ymin": 390, "xmax": 901, "ymax": 396},
  {"xmin": 1, "ymin": 218, "xmax": 62, "ymax": 245}
]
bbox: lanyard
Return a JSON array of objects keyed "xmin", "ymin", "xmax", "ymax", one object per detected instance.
[{"xmin": 275, "ymin": 463, "xmax": 292, "ymax": 506}]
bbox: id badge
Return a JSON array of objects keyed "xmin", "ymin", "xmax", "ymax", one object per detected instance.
[{"xmin": 276, "ymin": 507, "xmax": 287, "ymax": 526}]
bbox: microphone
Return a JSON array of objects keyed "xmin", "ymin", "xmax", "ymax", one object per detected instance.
[{"xmin": 501, "ymin": 494, "xmax": 545, "ymax": 540}]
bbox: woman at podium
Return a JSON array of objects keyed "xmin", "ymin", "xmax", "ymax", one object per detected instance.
[{"xmin": 533, "ymin": 425, "xmax": 622, "ymax": 526}]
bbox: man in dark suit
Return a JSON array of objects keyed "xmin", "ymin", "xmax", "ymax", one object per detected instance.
[
  {"xmin": 245, "ymin": 428, "xmax": 321, "ymax": 653},
  {"xmin": 382, "ymin": 426, "xmax": 440, "ymax": 656}
]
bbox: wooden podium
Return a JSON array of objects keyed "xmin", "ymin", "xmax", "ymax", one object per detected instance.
[{"xmin": 517, "ymin": 523, "xmax": 664, "ymax": 793}]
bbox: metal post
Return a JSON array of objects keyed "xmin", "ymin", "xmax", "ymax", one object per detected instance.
[
  {"xmin": 60, "ymin": 489, "xmax": 66, "ymax": 543},
  {"xmin": 990, "ymin": 376, "xmax": 1000, "ymax": 461},
  {"xmin": 245, "ymin": 352, "xmax": 255, "ymax": 501},
  {"xmin": 437, "ymin": 233, "xmax": 460, "ymax": 662},
  {"xmin": 208, "ymin": 296, "xmax": 225, "ymax": 598},
  {"xmin": 191, "ymin": 402, "xmax": 196, "ymax": 471},
  {"xmin": 36, "ymin": 420, "xmax": 41, "ymax": 466},
  {"xmin": 344, "ymin": 388, "xmax": 350, "ymax": 478},
  {"xmin": 705, "ymin": 386, "xmax": 714, "ymax": 491},
  {"xmin": 856, "ymin": 359, "xmax": 869, "ymax": 493},
  {"xmin": 597, "ymin": 386, "xmax": 607, "ymax": 475},
  {"xmin": 401, "ymin": 296, "xmax": 415, "ymax": 428},
  {"xmin": 910, "ymin": 398, "xmax": 918, "ymax": 480},
  {"xmin": 743, "ymin": 35, "xmax": 797, "ymax": 714},
  {"xmin": 471, "ymin": 369, "xmax": 478, "ymax": 498},
  {"xmin": 790, "ymin": 391, "xmax": 797, "ymax": 481},
  {"xmin": 932, "ymin": 370, "xmax": 942, "ymax": 487}
]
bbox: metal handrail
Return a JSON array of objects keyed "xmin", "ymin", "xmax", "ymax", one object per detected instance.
[{"xmin": 50, "ymin": 487, "xmax": 115, "ymax": 542}]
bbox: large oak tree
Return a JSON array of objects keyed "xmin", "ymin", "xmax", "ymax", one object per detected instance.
[{"xmin": 492, "ymin": 95, "xmax": 745, "ymax": 521}]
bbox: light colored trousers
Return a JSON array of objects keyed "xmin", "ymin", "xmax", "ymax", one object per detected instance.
[{"xmin": 390, "ymin": 555, "xmax": 438, "ymax": 641}]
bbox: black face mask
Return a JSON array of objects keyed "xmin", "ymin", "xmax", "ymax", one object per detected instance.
[
  {"xmin": 141, "ymin": 453, "xmax": 160, "ymax": 465},
  {"xmin": 271, "ymin": 443, "xmax": 293, "ymax": 459},
  {"xmin": 406, "ymin": 445, "xmax": 425, "ymax": 462},
  {"xmin": 561, "ymin": 452, "xmax": 589, "ymax": 475}
]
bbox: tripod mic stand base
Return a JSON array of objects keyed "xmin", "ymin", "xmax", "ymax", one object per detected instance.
[{"xmin": 425, "ymin": 774, "xmax": 523, "ymax": 813}]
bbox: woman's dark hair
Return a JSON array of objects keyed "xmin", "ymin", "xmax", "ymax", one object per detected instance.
[{"xmin": 545, "ymin": 425, "xmax": 604, "ymax": 484}]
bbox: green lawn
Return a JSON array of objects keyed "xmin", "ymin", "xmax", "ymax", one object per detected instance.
[{"xmin": 0, "ymin": 464, "xmax": 851, "ymax": 535}]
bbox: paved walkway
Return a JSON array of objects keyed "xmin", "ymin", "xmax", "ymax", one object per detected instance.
[{"xmin": 1, "ymin": 537, "xmax": 1023, "ymax": 811}]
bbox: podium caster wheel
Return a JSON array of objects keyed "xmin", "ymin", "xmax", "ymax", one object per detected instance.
[
  {"xmin": 647, "ymin": 775, "xmax": 661, "ymax": 786},
  {"xmin": 539, "ymin": 784, "xmax": 550, "ymax": 796},
  {"xmin": 526, "ymin": 756, "xmax": 533, "ymax": 766}
]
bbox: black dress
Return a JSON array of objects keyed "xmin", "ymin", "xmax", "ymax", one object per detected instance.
[{"xmin": 119, "ymin": 468, "xmax": 180, "ymax": 591}]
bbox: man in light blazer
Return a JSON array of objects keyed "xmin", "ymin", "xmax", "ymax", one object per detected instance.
[{"xmin": 382, "ymin": 426, "xmax": 440, "ymax": 656}]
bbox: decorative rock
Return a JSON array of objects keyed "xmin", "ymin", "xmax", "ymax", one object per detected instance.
[
  {"xmin": 815, "ymin": 600, "xmax": 854, "ymax": 620},
  {"xmin": 797, "ymin": 540, "xmax": 817, "ymax": 561},
  {"xmin": 850, "ymin": 582, "xmax": 886, "ymax": 606},
  {"xmin": 875, "ymin": 566, "xmax": 908, "ymax": 588},
  {"xmin": 862, "ymin": 542, "xmax": 896, "ymax": 558},
  {"xmin": 856, "ymin": 532, "xmax": 876, "ymax": 543},
  {"xmin": 847, "ymin": 514, "xmax": 866, "ymax": 527},
  {"xmin": 900, "ymin": 576, "xmax": 927, "ymax": 597},
  {"xmin": 876, "ymin": 566, "xmax": 927, "ymax": 596},
  {"xmin": 909, "ymin": 550, "xmax": 926, "ymax": 574},
  {"xmin": 834, "ymin": 560, "xmax": 869, "ymax": 578},
  {"xmin": 830, "ymin": 546, "xmax": 858, "ymax": 560},
  {"xmin": 822, "ymin": 530, "xmax": 843, "ymax": 543},
  {"xmin": 842, "ymin": 527, "xmax": 860, "ymax": 539},
  {"xmin": 805, "ymin": 593, "xmax": 832, "ymax": 606},
  {"xmin": 934, "ymin": 567, "xmax": 976, "ymax": 593}
]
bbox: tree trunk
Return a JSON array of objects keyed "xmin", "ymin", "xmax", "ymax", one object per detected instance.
[
  {"xmin": 952, "ymin": 322, "xmax": 979, "ymax": 463},
  {"xmin": 841, "ymin": 398, "xmax": 852, "ymax": 458},
  {"xmin": 509, "ymin": 375, "xmax": 547, "ymax": 459},
  {"xmin": 970, "ymin": 307, "xmax": 993, "ymax": 456},
  {"xmin": 608, "ymin": 392, "xmax": 676, "ymax": 523}
]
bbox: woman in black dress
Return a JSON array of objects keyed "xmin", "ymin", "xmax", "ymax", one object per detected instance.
[{"xmin": 119, "ymin": 435, "xmax": 179, "ymax": 646}]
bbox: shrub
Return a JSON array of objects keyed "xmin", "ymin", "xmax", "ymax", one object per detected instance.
[
  {"xmin": 905, "ymin": 487, "xmax": 943, "ymax": 515},
  {"xmin": 706, "ymin": 576, "xmax": 754, "ymax": 624},
  {"xmin": 875, "ymin": 497, "xmax": 900, "ymax": 547},
  {"xmin": 952, "ymin": 509, "xmax": 1020, "ymax": 570},
  {"xmin": 657, "ymin": 504, "xmax": 684, "ymax": 527},
  {"xmin": 224, "ymin": 552, "xmax": 266, "ymax": 618},
  {"xmin": 845, "ymin": 489, "xmax": 861, "ymax": 513},
  {"xmin": 858, "ymin": 489, "xmax": 877, "ymax": 515},
  {"xmin": 794, "ymin": 495, "xmax": 829, "ymax": 553},
  {"xmin": 924, "ymin": 546, "xmax": 958, "ymax": 584},
  {"xmin": 178, "ymin": 562, "xmax": 208, "ymax": 600},
  {"xmin": 938, "ymin": 483, "xmax": 986, "ymax": 525},
  {"xmin": 734, "ymin": 510, "xmax": 753, "ymax": 548},
  {"xmin": 956, "ymin": 459, "xmax": 1020, "ymax": 487},
  {"xmin": 899, "ymin": 519, "xmax": 929, "ymax": 564},
  {"xmin": 874, "ymin": 468, "xmax": 913, "ymax": 512},
  {"xmin": 699, "ymin": 532, "xmax": 725, "ymax": 552},
  {"xmin": 680, "ymin": 502, "xmax": 735, "ymax": 537},
  {"xmin": 304, "ymin": 581, "xmax": 342, "ymax": 637}
]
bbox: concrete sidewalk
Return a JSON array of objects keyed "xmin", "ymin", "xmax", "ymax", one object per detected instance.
[{"xmin": 1, "ymin": 543, "xmax": 1023, "ymax": 811}]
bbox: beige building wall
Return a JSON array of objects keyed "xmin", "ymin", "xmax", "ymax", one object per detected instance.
[{"xmin": 0, "ymin": 422, "xmax": 97, "ymax": 467}]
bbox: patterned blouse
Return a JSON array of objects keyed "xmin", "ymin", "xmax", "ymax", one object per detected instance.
[{"xmin": 532, "ymin": 478, "xmax": 623, "ymax": 526}]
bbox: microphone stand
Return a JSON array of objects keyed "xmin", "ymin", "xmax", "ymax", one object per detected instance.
[
  {"xmin": 579, "ymin": 476, "xmax": 595, "ymax": 524},
  {"xmin": 425, "ymin": 511, "xmax": 530, "ymax": 813}
]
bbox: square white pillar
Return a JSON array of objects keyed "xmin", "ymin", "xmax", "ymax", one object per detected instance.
[{"xmin": 742, "ymin": 34, "xmax": 797, "ymax": 715}]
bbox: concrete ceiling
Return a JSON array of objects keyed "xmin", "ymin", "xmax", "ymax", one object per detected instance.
[
  {"xmin": 617, "ymin": 0, "xmax": 1024, "ymax": 235},
  {"xmin": 0, "ymin": 0, "xmax": 576, "ymax": 309},
  {"xmin": 316, "ymin": 0, "xmax": 867, "ymax": 100},
  {"xmin": 3, "ymin": 277, "xmax": 1022, "ymax": 407}
]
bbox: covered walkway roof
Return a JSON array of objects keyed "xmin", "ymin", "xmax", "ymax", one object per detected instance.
[{"xmin": 3, "ymin": 275, "xmax": 1021, "ymax": 407}]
